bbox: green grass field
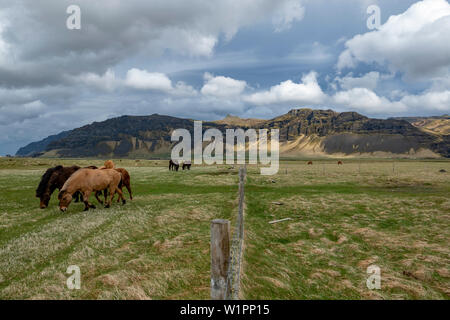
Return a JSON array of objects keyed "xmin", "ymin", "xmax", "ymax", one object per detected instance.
[{"xmin": 0, "ymin": 158, "xmax": 448, "ymax": 299}]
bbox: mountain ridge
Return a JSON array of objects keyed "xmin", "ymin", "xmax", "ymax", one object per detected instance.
[{"xmin": 16, "ymin": 108, "xmax": 450, "ymax": 158}]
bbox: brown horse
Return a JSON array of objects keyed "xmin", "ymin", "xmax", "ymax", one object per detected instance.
[
  {"xmin": 98, "ymin": 160, "xmax": 132, "ymax": 201},
  {"xmin": 114, "ymin": 168, "xmax": 133, "ymax": 201},
  {"xmin": 338, "ymin": 161, "xmax": 343, "ymax": 165},
  {"xmin": 36, "ymin": 165, "xmax": 81, "ymax": 209},
  {"xmin": 307, "ymin": 161, "xmax": 313, "ymax": 165},
  {"xmin": 36, "ymin": 165, "xmax": 102, "ymax": 209},
  {"xmin": 101, "ymin": 168, "xmax": 133, "ymax": 202},
  {"xmin": 169, "ymin": 160, "xmax": 179, "ymax": 171},
  {"xmin": 58, "ymin": 168, "xmax": 125, "ymax": 212}
]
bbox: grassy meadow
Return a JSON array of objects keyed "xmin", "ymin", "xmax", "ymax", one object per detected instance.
[{"xmin": 0, "ymin": 157, "xmax": 448, "ymax": 299}]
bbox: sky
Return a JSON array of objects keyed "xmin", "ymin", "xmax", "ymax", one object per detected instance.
[{"xmin": 0, "ymin": 0, "xmax": 449, "ymax": 155}]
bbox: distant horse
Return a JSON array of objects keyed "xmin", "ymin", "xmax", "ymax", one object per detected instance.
[
  {"xmin": 338, "ymin": 161, "xmax": 343, "ymax": 165},
  {"xmin": 58, "ymin": 168, "xmax": 125, "ymax": 212},
  {"xmin": 307, "ymin": 161, "xmax": 313, "ymax": 165},
  {"xmin": 182, "ymin": 161, "xmax": 192, "ymax": 170},
  {"xmin": 169, "ymin": 160, "xmax": 179, "ymax": 171}
]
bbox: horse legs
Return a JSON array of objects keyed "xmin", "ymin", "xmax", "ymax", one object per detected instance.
[
  {"xmin": 83, "ymin": 191, "xmax": 95, "ymax": 211},
  {"xmin": 116, "ymin": 185, "xmax": 123, "ymax": 203},
  {"xmin": 94, "ymin": 191, "xmax": 103, "ymax": 205},
  {"xmin": 116, "ymin": 183, "xmax": 132, "ymax": 202},
  {"xmin": 74, "ymin": 191, "xmax": 80, "ymax": 203},
  {"xmin": 126, "ymin": 183, "xmax": 133, "ymax": 200},
  {"xmin": 105, "ymin": 186, "xmax": 113, "ymax": 208},
  {"xmin": 115, "ymin": 187, "xmax": 126, "ymax": 205}
]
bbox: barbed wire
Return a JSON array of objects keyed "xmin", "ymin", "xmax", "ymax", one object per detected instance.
[{"xmin": 225, "ymin": 166, "xmax": 246, "ymax": 300}]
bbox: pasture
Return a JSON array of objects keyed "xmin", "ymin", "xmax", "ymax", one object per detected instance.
[{"xmin": 0, "ymin": 158, "xmax": 448, "ymax": 299}]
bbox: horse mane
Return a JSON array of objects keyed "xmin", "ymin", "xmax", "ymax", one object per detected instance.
[
  {"xmin": 36, "ymin": 165, "xmax": 63, "ymax": 197},
  {"xmin": 58, "ymin": 189, "xmax": 65, "ymax": 200}
]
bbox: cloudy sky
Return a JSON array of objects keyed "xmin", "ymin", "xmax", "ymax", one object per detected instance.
[{"xmin": 0, "ymin": 0, "xmax": 449, "ymax": 155}]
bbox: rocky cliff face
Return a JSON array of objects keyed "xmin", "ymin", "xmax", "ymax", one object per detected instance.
[
  {"xmin": 16, "ymin": 109, "xmax": 450, "ymax": 158},
  {"xmin": 392, "ymin": 115, "xmax": 450, "ymax": 135}
]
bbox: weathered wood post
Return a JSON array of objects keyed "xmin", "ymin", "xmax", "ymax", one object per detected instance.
[{"xmin": 211, "ymin": 219, "xmax": 230, "ymax": 300}]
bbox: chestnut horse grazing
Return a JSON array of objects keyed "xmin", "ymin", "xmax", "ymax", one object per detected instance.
[
  {"xmin": 99, "ymin": 160, "xmax": 133, "ymax": 201},
  {"xmin": 102, "ymin": 168, "xmax": 133, "ymax": 202},
  {"xmin": 58, "ymin": 168, "xmax": 125, "ymax": 212},
  {"xmin": 115, "ymin": 168, "xmax": 133, "ymax": 200},
  {"xmin": 338, "ymin": 161, "xmax": 343, "ymax": 165},
  {"xmin": 307, "ymin": 161, "xmax": 313, "ymax": 165}
]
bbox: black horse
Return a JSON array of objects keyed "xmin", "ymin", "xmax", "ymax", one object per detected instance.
[
  {"xmin": 182, "ymin": 161, "xmax": 192, "ymax": 170},
  {"xmin": 169, "ymin": 160, "xmax": 179, "ymax": 171}
]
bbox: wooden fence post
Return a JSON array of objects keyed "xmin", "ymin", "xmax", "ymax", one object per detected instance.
[{"xmin": 211, "ymin": 219, "xmax": 230, "ymax": 300}]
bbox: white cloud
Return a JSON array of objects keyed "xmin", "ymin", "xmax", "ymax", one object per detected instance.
[
  {"xmin": 331, "ymin": 86, "xmax": 450, "ymax": 115},
  {"xmin": 273, "ymin": 0, "xmax": 305, "ymax": 32},
  {"xmin": 244, "ymin": 69, "xmax": 449, "ymax": 115},
  {"xmin": 125, "ymin": 68, "xmax": 173, "ymax": 92},
  {"xmin": 400, "ymin": 90, "xmax": 450, "ymax": 112},
  {"xmin": 76, "ymin": 69, "xmax": 119, "ymax": 92},
  {"xmin": 244, "ymin": 71, "xmax": 326, "ymax": 105},
  {"xmin": 201, "ymin": 73, "xmax": 247, "ymax": 97},
  {"xmin": 332, "ymin": 88, "xmax": 407, "ymax": 114},
  {"xmin": 335, "ymin": 72, "xmax": 380, "ymax": 90},
  {"xmin": 337, "ymin": 0, "xmax": 450, "ymax": 79}
]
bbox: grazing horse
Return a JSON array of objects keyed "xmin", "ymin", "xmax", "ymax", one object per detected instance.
[
  {"xmin": 58, "ymin": 168, "xmax": 125, "ymax": 212},
  {"xmin": 102, "ymin": 168, "xmax": 133, "ymax": 202},
  {"xmin": 36, "ymin": 165, "xmax": 105, "ymax": 209},
  {"xmin": 307, "ymin": 161, "xmax": 313, "ymax": 165},
  {"xmin": 182, "ymin": 161, "xmax": 192, "ymax": 170},
  {"xmin": 169, "ymin": 160, "xmax": 179, "ymax": 171},
  {"xmin": 338, "ymin": 161, "xmax": 343, "ymax": 165},
  {"xmin": 36, "ymin": 165, "xmax": 82, "ymax": 209},
  {"xmin": 114, "ymin": 168, "xmax": 133, "ymax": 200},
  {"xmin": 97, "ymin": 160, "xmax": 133, "ymax": 202}
]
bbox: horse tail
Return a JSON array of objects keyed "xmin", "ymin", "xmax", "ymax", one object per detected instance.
[{"xmin": 36, "ymin": 165, "xmax": 63, "ymax": 198}]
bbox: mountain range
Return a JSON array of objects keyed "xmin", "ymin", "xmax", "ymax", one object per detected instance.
[{"xmin": 16, "ymin": 108, "xmax": 450, "ymax": 159}]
